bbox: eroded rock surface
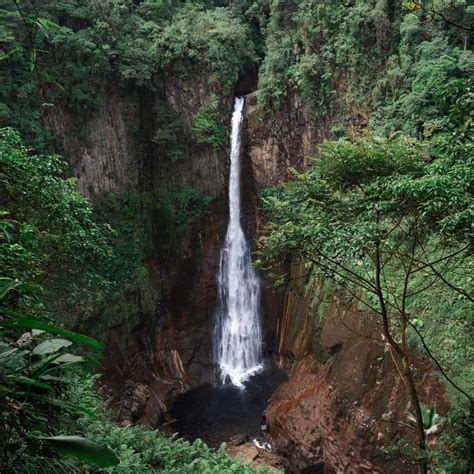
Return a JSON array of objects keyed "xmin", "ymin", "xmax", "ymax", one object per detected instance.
[
  {"xmin": 227, "ymin": 443, "xmax": 283, "ymax": 473},
  {"xmin": 244, "ymin": 93, "xmax": 317, "ymax": 189},
  {"xmin": 44, "ymin": 74, "xmax": 233, "ymax": 425},
  {"xmin": 43, "ymin": 89, "xmax": 141, "ymax": 198},
  {"xmin": 264, "ymin": 303, "xmax": 450, "ymax": 473}
]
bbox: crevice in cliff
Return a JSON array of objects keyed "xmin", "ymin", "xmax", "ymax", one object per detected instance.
[{"xmin": 234, "ymin": 69, "xmax": 259, "ymax": 96}]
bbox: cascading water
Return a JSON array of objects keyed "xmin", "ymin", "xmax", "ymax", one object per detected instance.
[
  {"xmin": 171, "ymin": 98, "xmax": 286, "ymax": 439},
  {"xmin": 213, "ymin": 97, "xmax": 263, "ymax": 388}
]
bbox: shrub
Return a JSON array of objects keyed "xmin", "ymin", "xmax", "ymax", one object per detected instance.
[{"xmin": 192, "ymin": 96, "xmax": 226, "ymax": 150}]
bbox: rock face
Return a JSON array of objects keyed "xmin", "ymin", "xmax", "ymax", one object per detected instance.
[
  {"xmin": 262, "ymin": 283, "xmax": 450, "ymax": 473},
  {"xmin": 155, "ymin": 74, "xmax": 233, "ymax": 198},
  {"xmin": 44, "ymin": 73, "xmax": 234, "ymax": 425},
  {"xmin": 44, "ymin": 70, "xmax": 452, "ymax": 472},
  {"xmin": 44, "ymin": 89, "xmax": 142, "ymax": 197},
  {"xmin": 227, "ymin": 443, "xmax": 283, "ymax": 473},
  {"xmin": 244, "ymin": 93, "xmax": 319, "ymax": 189}
]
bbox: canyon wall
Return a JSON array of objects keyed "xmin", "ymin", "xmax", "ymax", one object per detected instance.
[
  {"xmin": 244, "ymin": 102, "xmax": 451, "ymax": 473},
  {"xmin": 43, "ymin": 75, "xmax": 313, "ymax": 428},
  {"xmin": 45, "ymin": 73, "xmax": 450, "ymax": 472},
  {"xmin": 44, "ymin": 74, "xmax": 234, "ymax": 426}
]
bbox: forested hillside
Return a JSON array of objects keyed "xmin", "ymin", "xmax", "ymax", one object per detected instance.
[{"xmin": 0, "ymin": 1, "xmax": 472, "ymax": 473}]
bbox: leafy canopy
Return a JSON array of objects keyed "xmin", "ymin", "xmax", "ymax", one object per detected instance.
[{"xmin": 0, "ymin": 127, "xmax": 114, "ymax": 318}]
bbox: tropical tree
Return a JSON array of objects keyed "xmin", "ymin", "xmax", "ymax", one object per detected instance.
[
  {"xmin": 402, "ymin": 0, "xmax": 474, "ymax": 33},
  {"xmin": 0, "ymin": 127, "xmax": 121, "ymax": 470},
  {"xmin": 0, "ymin": 127, "xmax": 115, "ymax": 320},
  {"xmin": 258, "ymin": 125, "xmax": 473, "ymax": 472}
]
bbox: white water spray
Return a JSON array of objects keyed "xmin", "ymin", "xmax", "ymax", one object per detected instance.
[{"xmin": 213, "ymin": 97, "xmax": 263, "ymax": 388}]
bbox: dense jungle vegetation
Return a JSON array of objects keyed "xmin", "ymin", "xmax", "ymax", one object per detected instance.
[{"xmin": 0, "ymin": 0, "xmax": 472, "ymax": 472}]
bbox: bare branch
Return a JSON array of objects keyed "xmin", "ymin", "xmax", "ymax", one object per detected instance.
[{"xmin": 408, "ymin": 319, "xmax": 472, "ymax": 403}]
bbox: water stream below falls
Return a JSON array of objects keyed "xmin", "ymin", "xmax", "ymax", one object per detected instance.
[{"xmin": 170, "ymin": 364, "xmax": 287, "ymax": 448}]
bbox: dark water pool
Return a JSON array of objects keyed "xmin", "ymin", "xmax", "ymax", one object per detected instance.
[{"xmin": 169, "ymin": 365, "xmax": 288, "ymax": 447}]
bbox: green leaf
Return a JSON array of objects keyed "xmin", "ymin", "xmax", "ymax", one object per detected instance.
[
  {"xmin": 33, "ymin": 338, "xmax": 72, "ymax": 355},
  {"xmin": 31, "ymin": 353, "xmax": 64, "ymax": 377},
  {"xmin": 17, "ymin": 391, "xmax": 97, "ymax": 418},
  {"xmin": 44, "ymin": 399, "xmax": 97, "ymax": 418},
  {"xmin": 0, "ymin": 348, "xmax": 18, "ymax": 359},
  {"xmin": 0, "ymin": 317, "xmax": 103, "ymax": 349},
  {"xmin": 52, "ymin": 353, "xmax": 85, "ymax": 364},
  {"xmin": 35, "ymin": 17, "xmax": 59, "ymax": 40},
  {"xmin": 38, "ymin": 375, "xmax": 67, "ymax": 382},
  {"xmin": 40, "ymin": 436, "xmax": 119, "ymax": 468},
  {"xmin": 0, "ymin": 277, "xmax": 20, "ymax": 299},
  {"xmin": 9, "ymin": 375, "xmax": 53, "ymax": 391}
]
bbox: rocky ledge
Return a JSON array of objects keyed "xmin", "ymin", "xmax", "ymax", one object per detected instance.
[{"xmin": 264, "ymin": 347, "xmax": 449, "ymax": 473}]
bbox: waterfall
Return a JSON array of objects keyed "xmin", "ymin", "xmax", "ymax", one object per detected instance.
[{"xmin": 213, "ymin": 97, "xmax": 263, "ymax": 388}]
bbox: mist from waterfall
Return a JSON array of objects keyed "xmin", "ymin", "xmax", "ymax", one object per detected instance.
[{"xmin": 213, "ymin": 97, "xmax": 263, "ymax": 388}]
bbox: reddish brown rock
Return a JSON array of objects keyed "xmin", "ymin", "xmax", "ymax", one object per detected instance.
[
  {"xmin": 264, "ymin": 312, "xmax": 450, "ymax": 473},
  {"xmin": 227, "ymin": 443, "xmax": 284, "ymax": 473}
]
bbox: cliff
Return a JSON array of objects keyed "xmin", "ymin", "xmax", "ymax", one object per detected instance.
[
  {"xmin": 42, "ymin": 72, "xmax": 232, "ymax": 425},
  {"xmin": 244, "ymin": 100, "xmax": 452, "ymax": 473},
  {"xmin": 43, "ymin": 69, "xmax": 453, "ymax": 471}
]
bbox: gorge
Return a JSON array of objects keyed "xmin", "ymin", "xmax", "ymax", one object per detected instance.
[
  {"xmin": 0, "ymin": 1, "xmax": 472, "ymax": 473},
  {"xmin": 169, "ymin": 96, "xmax": 287, "ymax": 453}
]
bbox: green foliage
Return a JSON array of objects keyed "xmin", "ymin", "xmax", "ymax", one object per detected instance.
[
  {"xmin": 0, "ymin": 318, "xmax": 102, "ymax": 350},
  {"xmin": 257, "ymin": 0, "xmax": 399, "ymax": 114},
  {"xmin": 152, "ymin": 101, "xmax": 188, "ymax": 162},
  {"xmin": 373, "ymin": 34, "xmax": 474, "ymax": 135},
  {"xmin": 157, "ymin": 6, "xmax": 256, "ymax": 90},
  {"xmin": 257, "ymin": 0, "xmax": 473, "ymax": 134},
  {"xmin": 96, "ymin": 187, "xmax": 211, "ymax": 258},
  {"xmin": 317, "ymin": 136, "xmax": 425, "ymax": 189},
  {"xmin": 404, "ymin": 249, "xmax": 472, "ymax": 473},
  {"xmin": 0, "ymin": 127, "xmax": 114, "ymax": 318},
  {"xmin": 152, "ymin": 186, "xmax": 212, "ymax": 251},
  {"xmin": 259, "ymin": 136, "xmax": 472, "ymax": 293},
  {"xmin": 258, "ymin": 119, "xmax": 473, "ymax": 470},
  {"xmin": 40, "ymin": 436, "xmax": 119, "ymax": 468},
  {"xmin": 402, "ymin": 0, "xmax": 473, "ymax": 31},
  {"xmin": 0, "ymin": 127, "xmax": 206, "ymax": 336},
  {"xmin": 432, "ymin": 400, "xmax": 472, "ymax": 473},
  {"xmin": 0, "ymin": 1, "xmax": 257, "ymax": 148},
  {"xmin": 0, "ymin": 305, "xmax": 116, "ymax": 470},
  {"xmin": 94, "ymin": 192, "xmax": 148, "ymax": 296},
  {"xmin": 192, "ymin": 95, "xmax": 226, "ymax": 150},
  {"xmin": 0, "ymin": 128, "xmax": 122, "ymax": 469}
]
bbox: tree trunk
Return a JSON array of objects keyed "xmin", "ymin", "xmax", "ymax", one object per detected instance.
[
  {"xmin": 375, "ymin": 245, "xmax": 428, "ymax": 473},
  {"xmin": 401, "ymin": 354, "xmax": 428, "ymax": 474}
]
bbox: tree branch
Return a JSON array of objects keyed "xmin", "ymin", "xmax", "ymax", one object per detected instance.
[{"xmin": 408, "ymin": 319, "xmax": 472, "ymax": 403}]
